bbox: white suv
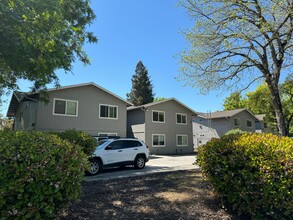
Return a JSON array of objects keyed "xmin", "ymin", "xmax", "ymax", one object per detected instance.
[{"xmin": 87, "ymin": 138, "xmax": 150, "ymax": 175}]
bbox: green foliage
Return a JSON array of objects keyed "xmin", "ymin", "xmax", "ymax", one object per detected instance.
[
  {"xmin": 223, "ymin": 92, "xmax": 246, "ymax": 110},
  {"xmin": 0, "ymin": 130, "xmax": 88, "ymax": 219},
  {"xmin": 179, "ymin": 0, "xmax": 292, "ymax": 136},
  {"xmin": 127, "ymin": 61, "xmax": 154, "ymax": 106},
  {"xmin": 225, "ymin": 128, "xmax": 246, "ymax": 135},
  {"xmin": 53, "ymin": 129, "xmax": 97, "ymax": 156},
  {"xmin": 197, "ymin": 133, "xmax": 293, "ymax": 219},
  {"xmin": 0, "ymin": 0, "xmax": 97, "ymax": 92}
]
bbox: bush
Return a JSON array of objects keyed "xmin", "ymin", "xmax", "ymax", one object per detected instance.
[
  {"xmin": 225, "ymin": 128, "xmax": 246, "ymax": 135},
  {"xmin": 53, "ymin": 129, "xmax": 97, "ymax": 156},
  {"xmin": 0, "ymin": 130, "xmax": 88, "ymax": 219},
  {"xmin": 197, "ymin": 133, "xmax": 293, "ymax": 219}
]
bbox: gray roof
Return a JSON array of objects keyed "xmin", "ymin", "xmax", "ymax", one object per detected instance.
[
  {"xmin": 255, "ymin": 114, "xmax": 266, "ymax": 121},
  {"xmin": 127, "ymin": 98, "xmax": 197, "ymax": 116},
  {"xmin": 197, "ymin": 108, "xmax": 258, "ymax": 120}
]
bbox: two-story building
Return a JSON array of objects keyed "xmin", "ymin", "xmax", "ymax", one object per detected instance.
[
  {"xmin": 193, "ymin": 109, "xmax": 261, "ymax": 148},
  {"xmin": 7, "ymin": 83, "xmax": 131, "ymax": 137},
  {"xmin": 127, "ymin": 98, "xmax": 197, "ymax": 154}
]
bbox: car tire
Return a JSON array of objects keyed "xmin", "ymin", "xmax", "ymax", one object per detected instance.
[
  {"xmin": 134, "ymin": 155, "xmax": 146, "ymax": 169},
  {"xmin": 87, "ymin": 159, "xmax": 102, "ymax": 175}
]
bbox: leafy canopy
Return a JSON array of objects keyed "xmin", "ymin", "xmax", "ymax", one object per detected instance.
[
  {"xmin": 179, "ymin": 0, "xmax": 293, "ymax": 135},
  {"xmin": 0, "ymin": 0, "xmax": 97, "ymax": 91}
]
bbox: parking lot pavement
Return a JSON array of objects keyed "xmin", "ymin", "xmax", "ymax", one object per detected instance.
[{"xmin": 85, "ymin": 154, "xmax": 198, "ymax": 181}]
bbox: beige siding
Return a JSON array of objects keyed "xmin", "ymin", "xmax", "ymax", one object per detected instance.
[
  {"xmin": 145, "ymin": 101, "xmax": 194, "ymax": 154},
  {"xmin": 35, "ymin": 85, "xmax": 128, "ymax": 136}
]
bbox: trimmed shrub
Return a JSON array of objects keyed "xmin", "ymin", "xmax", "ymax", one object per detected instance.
[
  {"xmin": 53, "ymin": 129, "xmax": 97, "ymax": 156},
  {"xmin": 197, "ymin": 133, "xmax": 293, "ymax": 219},
  {"xmin": 0, "ymin": 130, "xmax": 88, "ymax": 219},
  {"xmin": 225, "ymin": 128, "xmax": 246, "ymax": 135}
]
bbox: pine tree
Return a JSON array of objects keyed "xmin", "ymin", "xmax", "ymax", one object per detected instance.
[{"xmin": 127, "ymin": 61, "xmax": 154, "ymax": 106}]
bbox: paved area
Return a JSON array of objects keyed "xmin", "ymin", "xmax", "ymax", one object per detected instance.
[{"xmin": 85, "ymin": 154, "xmax": 198, "ymax": 181}]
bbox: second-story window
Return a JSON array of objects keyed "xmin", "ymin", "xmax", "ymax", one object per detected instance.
[
  {"xmin": 99, "ymin": 104, "xmax": 118, "ymax": 119},
  {"xmin": 176, "ymin": 113, "xmax": 187, "ymax": 124},
  {"xmin": 152, "ymin": 111, "xmax": 165, "ymax": 123},
  {"xmin": 53, "ymin": 98, "xmax": 78, "ymax": 116},
  {"xmin": 234, "ymin": 118, "xmax": 240, "ymax": 127},
  {"xmin": 247, "ymin": 120, "xmax": 252, "ymax": 128}
]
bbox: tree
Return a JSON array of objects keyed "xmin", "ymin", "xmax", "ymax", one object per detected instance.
[
  {"xmin": 154, "ymin": 97, "xmax": 166, "ymax": 102},
  {"xmin": 223, "ymin": 92, "xmax": 246, "ymax": 110},
  {"xmin": 127, "ymin": 61, "xmax": 154, "ymax": 106},
  {"xmin": 245, "ymin": 84, "xmax": 277, "ymax": 133},
  {"xmin": 0, "ymin": 0, "xmax": 97, "ymax": 92},
  {"xmin": 280, "ymin": 74, "xmax": 293, "ymax": 133},
  {"xmin": 179, "ymin": 0, "xmax": 293, "ymax": 136}
]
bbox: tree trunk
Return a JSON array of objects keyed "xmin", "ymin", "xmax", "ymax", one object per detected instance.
[{"xmin": 267, "ymin": 81, "xmax": 288, "ymax": 136}]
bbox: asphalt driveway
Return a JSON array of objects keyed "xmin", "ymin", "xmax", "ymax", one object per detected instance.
[{"xmin": 85, "ymin": 154, "xmax": 198, "ymax": 181}]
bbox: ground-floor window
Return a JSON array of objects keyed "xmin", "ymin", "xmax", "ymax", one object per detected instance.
[
  {"xmin": 177, "ymin": 134, "xmax": 188, "ymax": 146},
  {"xmin": 152, "ymin": 134, "xmax": 165, "ymax": 147}
]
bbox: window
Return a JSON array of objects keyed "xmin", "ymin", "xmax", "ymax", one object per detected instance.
[
  {"xmin": 99, "ymin": 104, "xmax": 118, "ymax": 119},
  {"xmin": 152, "ymin": 134, "xmax": 165, "ymax": 147},
  {"xmin": 177, "ymin": 135, "xmax": 188, "ymax": 146},
  {"xmin": 53, "ymin": 99, "xmax": 78, "ymax": 116},
  {"xmin": 176, "ymin": 113, "xmax": 187, "ymax": 124},
  {"xmin": 247, "ymin": 120, "xmax": 252, "ymax": 128},
  {"xmin": 234, "ymin": 118, "xmax": 240, "ymax": 127},
  {"xmin": 98, "ymin": 132, "xmax": 118, "ymax": 137},
  {"xmin": 152, "ymin": 111, "xmax": 165, "ymax": 123}
]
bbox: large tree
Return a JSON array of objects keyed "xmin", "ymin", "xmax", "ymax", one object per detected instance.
[
  {"xmin": 127, "ymin": 61, "xmax": 154, "ymax": 106},
  {"xmin": 179, "ymin": 0, "xmax": 293, "ymax": 136},
  {"xmin": 0, "ymin": 0, "xmax": 97, "ymax": 92}
]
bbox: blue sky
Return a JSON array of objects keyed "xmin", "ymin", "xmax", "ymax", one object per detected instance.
[{"xmin": 2, "ymin": 0, "xmax": 234, "ymax": 115}]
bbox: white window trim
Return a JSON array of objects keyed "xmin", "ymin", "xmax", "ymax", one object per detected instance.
[
  {"xmin": 152, "ymin": 110, "xmax": 165, "ymax": 123},
  {"xmin": 234, "ymin": 118, "xmax": 241, "ymax": 127},
  {"xmin": 176, "ymin": 134, "xmax": 188, "ymax": 146},
  {"xmin": 152, "ymin": 134, "xmax": 166, "ymax": 147},
  {"xmin": 247, "ymin": 120, "xmax": 252, "ymax": 128},
  {"xmin": 176, "ymin": 113, "xmax": 187, "ymax": 125},
  {"xmin": 53, "ymin": 98, "xmax": 78, "ymax": 117},
  {"xmin": 98, "ymin": 132, "xmax": 118, "ymax": 136},
  {"xmin": 99, "ymin": 104, "xmax": 118, "ymax": 120}
]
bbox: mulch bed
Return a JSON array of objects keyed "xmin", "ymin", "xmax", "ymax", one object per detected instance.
[{"xmin": 57, "ymin": 170, "xmax": 237, "ymax": 220}]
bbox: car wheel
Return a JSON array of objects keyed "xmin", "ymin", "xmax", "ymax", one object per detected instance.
[
  {"xmin": 134, "ymin": 156, "xmax": 146, "ymax": 169},
  {"xmin": 88, "ymin": 159, "xmax": 102, "ymax": 175}
]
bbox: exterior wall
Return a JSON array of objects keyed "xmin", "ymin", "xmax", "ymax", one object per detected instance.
[
  {"xmin": 209, "ymin": 118, "xmax": 230, "ymax": 137},
  {"xmin": 192, "ymin": 116, "xmax": 219, "ymax": 149},
  {"xmin": 14, "ymin": 101, "xmax": 38, "ymax": 131},
  {"xmin": 144, "ymin": 101, "xmax": 194, "ymax": 155},
  {"xmin": 229, "ymin": 111, "xmax": 256, "ymax": 134},
  {"xmin": 127, "ymin": 109, "xmax": 145, "ymax": 139},
  {"xmin": 35, "ymin": 85, "xmax": 128, "ymax": 136}
]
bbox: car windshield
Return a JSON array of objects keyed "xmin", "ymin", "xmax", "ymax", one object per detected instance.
[{"xmin": 96, "ymin": 140, "xmax": 108, "ymax": 149}]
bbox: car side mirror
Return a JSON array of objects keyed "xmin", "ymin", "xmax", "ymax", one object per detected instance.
[{"xmin": 105, "ymin": 146, "xmax": 112, "ymax": 150}]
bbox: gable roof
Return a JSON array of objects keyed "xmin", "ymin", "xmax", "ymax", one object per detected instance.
[
  {"xmin": 46, "ymin": 82, "xmax": 132, "ymax": 105},
  {"xmin": 197, "ymin": 109, "xmax": 258, "ymax": 120},
  {"xmin": 7, "ymin": 82, "xmax": 131, "ymax": 117},
  {"xmin": 127, "ymin": 98, "xmax": 197, "ymax": 116}
]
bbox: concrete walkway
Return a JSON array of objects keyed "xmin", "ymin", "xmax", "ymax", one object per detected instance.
[{"xmin": 85, "ymin": 154, "xmax": 198, "ymax": 181}]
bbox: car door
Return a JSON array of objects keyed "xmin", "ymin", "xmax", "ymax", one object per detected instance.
[
  {"xmin": 122, "ymin": 140, "xmax": 141, "ymax": 161},
  {"xmin": 103, "ymin": 140, "xmax": 125, "ymax": 164}
]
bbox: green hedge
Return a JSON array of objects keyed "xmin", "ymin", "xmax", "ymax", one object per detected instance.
[
  {"xmin": 225, "ymin": 128, "xmax": 246, "ymax": 135},
  {"xmin": 0, "ymin": 130, "xmax": 88, "ymax": 219},
  {"xmin": 197, "ymin": 133, "xmax": 293, "ymax": 219},
  {"xmin": 53, "ymin": 129, "xmax": 97, "ymax": 156}
]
